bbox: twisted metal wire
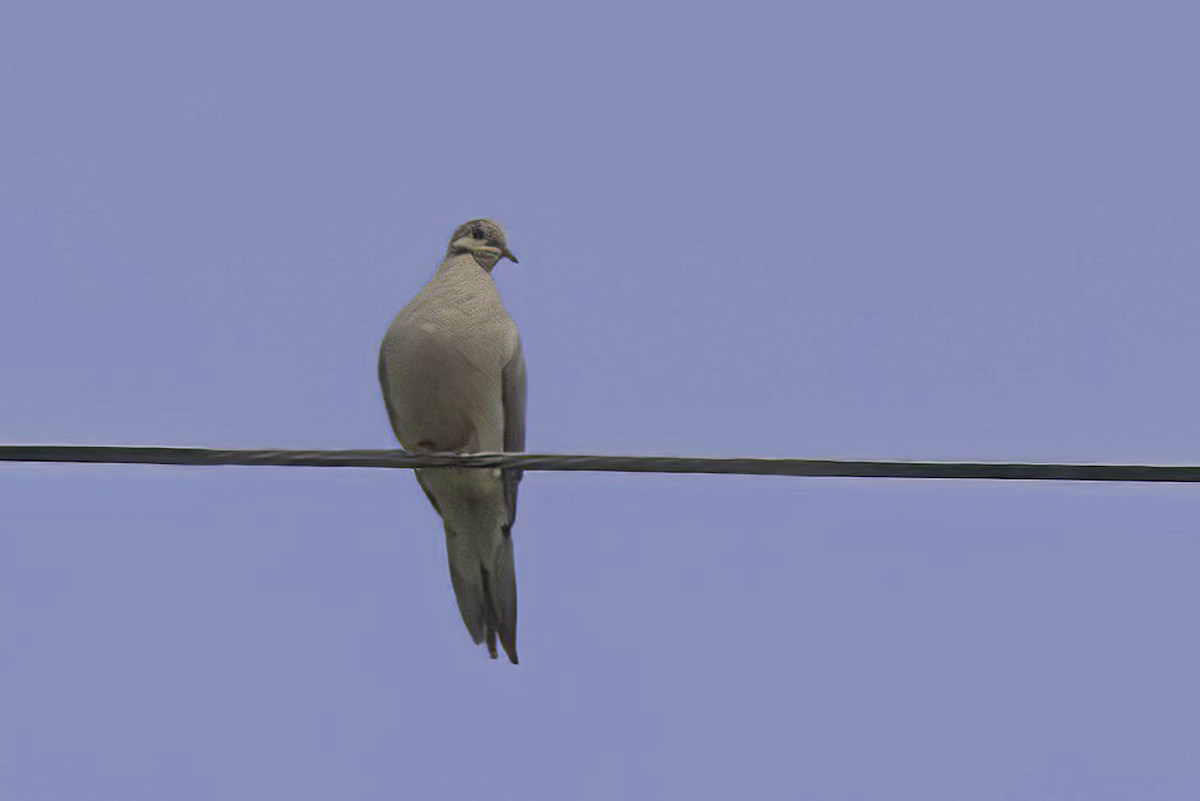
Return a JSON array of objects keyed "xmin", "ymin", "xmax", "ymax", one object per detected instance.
[{"xmin": 2, "ymin": 445, "xmax": 1198, "ymax": 482}]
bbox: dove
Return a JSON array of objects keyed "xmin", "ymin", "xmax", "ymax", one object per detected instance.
[{"xmin": 378, "ymin": 219, "xmax": 525, "ymax": 663}]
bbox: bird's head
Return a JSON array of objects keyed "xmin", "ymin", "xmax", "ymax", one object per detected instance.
[{"xmin": 447, "ymin": 219, "xmax": 519, "ymax": 272}]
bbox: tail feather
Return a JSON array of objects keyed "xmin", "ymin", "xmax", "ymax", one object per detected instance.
[
  {"xmin": 444, "ymin": 525, "xmax": 518, "ymax": 664},
  {"xmin": 487, "ymin": 535, "xmax": 518, "ymax": 664},
  {"xmin": 485, "ymin": 625, "xmax": 498, "ymax": 659},
  {"xmin": 444, "ymin": 526, "xmax": 487, "ymax": 646}
]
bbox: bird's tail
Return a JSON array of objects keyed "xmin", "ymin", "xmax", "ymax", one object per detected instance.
[
  {"xmin": 486, "ymin": 533, "xmax": 518, "ymax": 664},
  {"xmin": 444, "ymin": 525, "xmax": 518, "ymax": 664}
]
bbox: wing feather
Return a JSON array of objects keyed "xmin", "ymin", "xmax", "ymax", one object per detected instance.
[{"xmin": 500, "ymin": 337, "xmax": 527, "ymax": 529}]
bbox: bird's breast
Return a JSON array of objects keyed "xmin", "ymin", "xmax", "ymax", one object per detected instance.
[{"xmin": 382, "ymin": 314, "xmax": 508, "ymax": 454}]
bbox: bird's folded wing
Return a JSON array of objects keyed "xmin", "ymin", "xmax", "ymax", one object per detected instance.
[{"xmin": 501, "ymin": 338, "xmax": 527, "ymax": 529}]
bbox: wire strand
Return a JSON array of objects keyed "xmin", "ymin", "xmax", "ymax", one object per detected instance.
[{"xmin": 1, "ymin": 445, "xmax": 1198, "ymax": 482}]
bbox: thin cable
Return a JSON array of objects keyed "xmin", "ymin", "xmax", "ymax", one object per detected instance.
[{"xmin": 1, "ymin": 445, "xmax": 1198, "ymax": 482}]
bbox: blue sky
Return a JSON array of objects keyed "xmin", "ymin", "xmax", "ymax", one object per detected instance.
[{"xmin": 3, "ymin": 1, "xmax": 1200, "ymax": 798}]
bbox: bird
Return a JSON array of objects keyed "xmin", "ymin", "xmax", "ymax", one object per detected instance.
[{"xmin": 378, "ymin": 219, "xmax": 525, "ymax": 664}]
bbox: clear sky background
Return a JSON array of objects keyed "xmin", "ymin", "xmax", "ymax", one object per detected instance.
[{"xmin": 3, "ymin": 2, "xmax": 1199, "ymax": 798}]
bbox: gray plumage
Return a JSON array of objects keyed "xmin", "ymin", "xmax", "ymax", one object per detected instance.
[{"xmin": 378, "ymin": 219, "xmax": 524, "ymax": 664}]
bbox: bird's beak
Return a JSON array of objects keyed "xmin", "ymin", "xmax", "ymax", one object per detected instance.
[{"xmin": 502, "ymin": 248, "xmax": 519, "ymax": 264}]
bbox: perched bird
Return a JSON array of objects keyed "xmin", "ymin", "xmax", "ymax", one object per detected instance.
[{"xmin": 378, "ymin": 219, "xmax": 525, "ymax": 663}]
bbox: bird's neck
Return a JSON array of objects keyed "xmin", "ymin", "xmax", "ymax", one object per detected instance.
[
  {"xmin": 437, "ymin": 252, "xmax": 497, "ymax": 277},
  {"xmin": 444, "ymin": 245, "xmax": 500, "ymax": 273}
]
